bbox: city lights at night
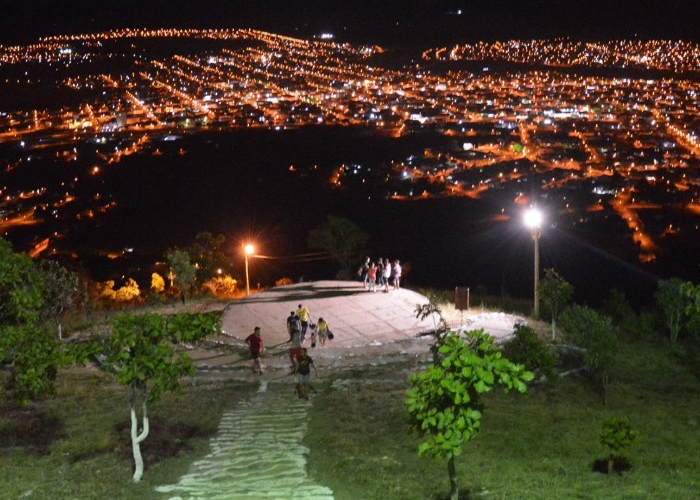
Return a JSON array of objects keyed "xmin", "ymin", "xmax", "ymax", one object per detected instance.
[
  {"xmin": 2, "ymin": 26, "xmax": 700, "ymax": 279},
  {"xmin": 3, "ymin": 2, "xmax": 700, "ymax": 499}
]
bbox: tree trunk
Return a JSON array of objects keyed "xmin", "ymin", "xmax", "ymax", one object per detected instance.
[
  {"xmin": 602, "ymin": 372, "xmax": 609, "ymax": 407},
  {"xmin": 447, "ymin": 454, "xmax": 459, "ymax": 500},
  {"xmin": 130, "ymin": 386, "xmax": 150, "ymax": 482}
]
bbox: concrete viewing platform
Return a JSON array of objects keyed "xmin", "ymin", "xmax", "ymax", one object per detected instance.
[
  {"xmin": 188, "ymin": 279, "xmax": 525, "ymax": 376},
  {"xmin": 221, "ymin": 280, "xmax": 449, "ymax": 347}
]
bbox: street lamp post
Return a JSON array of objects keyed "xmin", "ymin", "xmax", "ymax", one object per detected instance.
[
  {"xmin": 524, "ymin": 208, "xmax": 542, "ymax": 319},
  {"xmin": 244, "ymin": 244, "xmax": 254, "ymax": 296}
]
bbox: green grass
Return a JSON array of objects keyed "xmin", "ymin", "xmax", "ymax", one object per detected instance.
[
  {"xmin": 305, "ymin": 339, "xmax": 700, "ymax": 500},
  {"xmin": 0, "ymin": 369, "xmax": 255, "ymax": 500},
  {"xmin": 2, "ymin": 334, "xmax": 700, "ymax": 500}
]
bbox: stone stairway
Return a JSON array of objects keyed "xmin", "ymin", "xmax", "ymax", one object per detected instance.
[{"xmin": 155, "ymin": 380, "xmax": 334, "ymax": 500}]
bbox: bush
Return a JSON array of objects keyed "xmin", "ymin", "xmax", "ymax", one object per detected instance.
[
  {"xmin": 559, "ymin": 305, "xmax": 618, "ymax": 372},
  {"xmin": 502, "ymin": 324, "xmax": 558, "ymax": 382},
  {"xmin": 617, "ymin": 310, "xmax": 659, "ymax": 342},
  {"xmin": 559, "ymin": 305, "xmax": 618, "ymax": 404},
  {"xmin": 599, "ymin": 417, "xmax": 638, "ymax": 474},
  {"xmin": 602, "ymin": 288, "xmax": 635, "ymax": 325}
]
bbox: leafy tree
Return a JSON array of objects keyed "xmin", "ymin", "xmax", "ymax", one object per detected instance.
[
  {"xmin": 0, "ymin": 238, "xmax": 65, "ymax": 404},
  {"xmin": 655, "ymin": 278, "xmax": 690, "ymax": 344},
  {"xmin": 167, "ymin": 249, "xmax": 197, "ymax": 303},
  {"xmin": 91, "ymin": 312, "xmax": 220, "ymax": 482},
  {"xmin": 599, "ymin": 417, "xmax": 638, "ymax": 474},
  {"xmin": 0, "ymin": 239, "xmax": 43, "ymax": 325},
  {"xmin": 406, "ymin": 330, "xmax": 533, "ymax": 500},
  {"xmin": 187, "ymin": 232, "xmax": 229, "ymax": 282},
  {"xmin": 559, "ymin": 305, "xmax": 618, "ymax": 405},
  {"xmin": 539, "ymin": 268, "xmax": 573, "ymax": 340},
  {"xmin": 602, "ymin": 288, "xmax": 635, "ymax": 325},
  {"xmin": 37, "ymin": 259, "xmax": 79, "ymax": 339},
  {"xmin": 151, "ymin": 272, "xmax": 165, "ymax": 294},
  {"xmin": 682, "ymin": 280, "xmax": 700, "ymax": 341},
  {"xmin": 307, "ymin": 215, "xmax": 368, "ymax": 279}
]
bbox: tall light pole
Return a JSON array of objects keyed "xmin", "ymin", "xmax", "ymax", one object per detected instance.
[
  {"xmin": 244, "ymin": 244, "xmax": 254, "ymax": 296},
  {"xmin": 524, "ymin": 207, "xmax": 542, "ymax": 319}
]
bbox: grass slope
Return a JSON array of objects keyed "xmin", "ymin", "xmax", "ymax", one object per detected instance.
[
  {"xmin": 1, "ymin": 369, "xmax": 255, "ymax": 500},
  {"xmin": 305, "ymin": 340, "xmax": 700, "ymax": 500}
]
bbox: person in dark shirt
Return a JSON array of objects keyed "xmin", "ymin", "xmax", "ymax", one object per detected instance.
[
  {"xmin": 294, "ymin": 348, "xmax": 317, "ymax": 399},
  {"xmin": 287, "ymin": 312, "xmax": 302, "ymax": 369},
  {"xmin": 244, "ymin": 326, "xmax": 264, "ymax": 375}
]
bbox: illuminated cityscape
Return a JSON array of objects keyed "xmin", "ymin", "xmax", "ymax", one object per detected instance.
[{"xmin": 1, "ymin": 29, "xmax": 700, "ymax": 296}]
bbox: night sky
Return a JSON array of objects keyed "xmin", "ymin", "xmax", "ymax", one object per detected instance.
[{"xmin": 1, "ymin": 0, "xmax": 699, "ymax": 46}]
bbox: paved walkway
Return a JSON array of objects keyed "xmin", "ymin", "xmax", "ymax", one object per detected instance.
[
  {"xmin": 155, "ymin": 380, "xmax": 334, "ymax": 500},
  {"xmin": 156, "ymin": 281, "xmax": 526, "ymax": 499}
]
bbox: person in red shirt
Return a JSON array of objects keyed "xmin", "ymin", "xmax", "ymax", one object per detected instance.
[
  {"xmin": 244, "ymin": 326, "xmax": 264, "ymax": 375},
  {"xmin": 367, "ymin": 262, "xmax": 377, "ymax": 292}
]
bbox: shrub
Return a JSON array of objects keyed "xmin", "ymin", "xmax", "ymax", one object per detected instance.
[
  {"xmin": 560, "ymin": 305, "xmax": 618, "ymax": 405},
  {"xmin": 602, "ymin": 288, "xmax": 635, "ymax": 325},
  {"xmin": 502, "ymin": 324, "xmax": 558, "ymax": 382},
  {"xmin": 599, "ymin": 417, "xmax": 638, "ymax": 474},
  {"xmin": 202, "ymin": 275, "xmax": 239, "ymax": 297},
  {"xmin": 617, "ymin": 310, "xmax": 659, "ymax": 342}
]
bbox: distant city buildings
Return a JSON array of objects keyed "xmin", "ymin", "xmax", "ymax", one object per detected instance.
[{"xmin": 1, "ymin": 29, "xmax": 700, "ymax": 264}]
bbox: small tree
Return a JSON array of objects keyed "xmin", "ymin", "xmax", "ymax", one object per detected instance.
[
  {"xmin": 93, "ymin": 312, "xmax": 220, "ymax": 482},
  {"xmin": 560, "ymin": 305, "xmax": 618, "ymax": 405},
  {"xmin": 0, "ymin": 238, "xmax": 65, "ymax": 404},
  {"xmin": 307, "ymin": 215, "xmax": 369, "ymax": 279},
  {"xmin": 37, "ymin": 259, "xmax": 79, "ymax": 339},
  {"xmin": 539, "ymin": 268, "xmax": 574, "ymax": 340},
  {"xmin": 599, "ymin": 417, "xmax": 638, "ymax": 474},
  {"xmin": 406, "ymin": 330, "xmax": 533, "ymax": 500},
  {"xmin": 602, "ymin": 288, "xmax": 635, "ymax": 325},
  {"xmin": 655, "ymin": 277, "xmax": 690, "ymax": 344},
  {"xmin": 167, "ymin": 249, "xmax": 197, "ymax": 303},
  {"xmin": 187, "ymin": 232, "xmax": 229, "ymax": 282},
  {"xmin": 682, "ymin": 280, "xmax": 700, "ymax": 341},
  {"xmin": 415, "ymin": 300, "xmax": 449, "ymax": 363}
]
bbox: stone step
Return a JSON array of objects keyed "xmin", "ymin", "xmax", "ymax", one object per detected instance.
[{"xmin": 155, "ymin": 381, "xmax": 334, "ymax": 500}]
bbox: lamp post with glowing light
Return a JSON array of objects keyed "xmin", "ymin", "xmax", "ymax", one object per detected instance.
[
  {"xmin": 244, "ymin": 244, "xmax": 254, "ymax": 296},
  {"xmin": 524, "ymin": 208, "xmax": 542, "ymax": 319}
]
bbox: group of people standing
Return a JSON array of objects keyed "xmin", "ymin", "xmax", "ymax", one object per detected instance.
[
  {"xmin": 359, "ymin": 257, "xmax": 402, "ymax": 293},
  {"xmin": 244, "ymin": 306, "xmax": 325, "ymax": 399}
]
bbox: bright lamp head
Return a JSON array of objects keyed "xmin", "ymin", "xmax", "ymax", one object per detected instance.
[{"xmin": 524, "ymin": 208, "xmax": 543, "ymax": 229}]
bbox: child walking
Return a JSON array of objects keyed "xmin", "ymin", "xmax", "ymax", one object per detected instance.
[{"xmin": 294, "ymin": 348, "xmax": 317, "ymax": 399}]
